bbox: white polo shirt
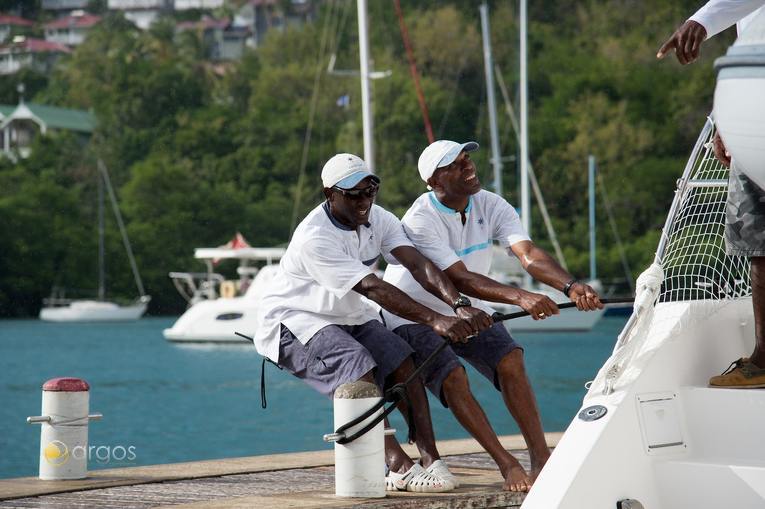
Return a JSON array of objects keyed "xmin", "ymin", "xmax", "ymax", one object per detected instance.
[
  {"xmin": 382, "ymin": 190, "xmax": 529, "ymax": 331},
  {"xmin": 252, "ymin": 202, "xmax": 413, "ymax": 362}
]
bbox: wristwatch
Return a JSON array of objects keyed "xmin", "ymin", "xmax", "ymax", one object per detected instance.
[
  {"xmin": 452, "ymin": 295, "xmax": 472, "ymax": 310},
  {"xmin": 562, "ymin": 279, "xmax": 579, "ymax": 297}
]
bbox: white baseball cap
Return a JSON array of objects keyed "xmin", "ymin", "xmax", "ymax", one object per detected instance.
[
  {"xmin": 417, "ymin": 140, "xmax": 479, "ymax": 184},
  {"xmin": 321, "ymin": 153, "xmax": 379, "ymax": 189}
]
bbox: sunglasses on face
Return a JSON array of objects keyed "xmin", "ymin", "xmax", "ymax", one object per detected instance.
[{"xmin": 332, "ymin": 183, "xmax": 380, "ymax": 199}]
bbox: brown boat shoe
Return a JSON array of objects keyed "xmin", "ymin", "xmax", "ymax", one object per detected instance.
[{"xmin": 709, "ymin": 358, "xmax": 765, "ymax": 388}]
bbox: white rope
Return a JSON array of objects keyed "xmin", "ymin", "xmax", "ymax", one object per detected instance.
[{"xmin": 585, "ymin": 262, "xmax": 663, "ymax": 397}]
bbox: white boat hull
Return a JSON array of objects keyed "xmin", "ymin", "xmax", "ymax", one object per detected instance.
[
  {"xmin": 39, "ymin": 300, "xmax": 147, "ymax": 322},
  {"xmin": 163, "ymin": 297, "xmax": 254, "ymax": 343},
  {"xmin": 521, "ymin": 298, "xmax": 765, "ymax": 509},
  {"xmin": 493, "ymin": 303, "xmax": 605, "ymax": 332}
]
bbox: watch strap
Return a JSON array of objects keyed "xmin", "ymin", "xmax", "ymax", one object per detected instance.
[{"xmin": 562, "ymin": 279, "xmax": 579, "ymax": 297}]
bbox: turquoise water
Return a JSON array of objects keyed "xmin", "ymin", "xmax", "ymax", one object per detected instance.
[{"xmin": 0, "ymin": 316, "xmax": 627, "ymax": 479}]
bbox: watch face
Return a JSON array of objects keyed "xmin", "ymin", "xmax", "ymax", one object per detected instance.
[{"xmin": 454, "ymin": 296, "xmax": 472, "ymax": 308}]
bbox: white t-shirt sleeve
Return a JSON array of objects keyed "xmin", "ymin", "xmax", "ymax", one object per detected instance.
[
  {"xmin": 487, "ymin": 193, "xmax": 530, "ymax": 247},
  {"xmin": 402, "ymin": 211, "xmax": 460, "ymax": 271},
  {"xmin": 377, "ymin": 207, "xmax": 414, "ymax": 264},
  {"xmin": 301, "ymin": 235, "xmax": 373, "ymax": 298},
  {"xmin": 689, "ymin": 0, "xmax": 765, "ymax": 39}
]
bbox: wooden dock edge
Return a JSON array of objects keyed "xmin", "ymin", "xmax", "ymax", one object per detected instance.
[{"xmin": 0, "ymin": 432, "xmax": 562, "ymax": 501}]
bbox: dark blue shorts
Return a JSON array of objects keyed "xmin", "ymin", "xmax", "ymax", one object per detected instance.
[
  {"xmin": 279, "ymin": 320, "xmax": 414, "ymax": 398},
  {"xmin": 393, "ymin": 322, "xmax": 522, "ymax": 407}
]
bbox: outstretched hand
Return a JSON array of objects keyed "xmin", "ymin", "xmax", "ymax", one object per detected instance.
[{"xmin": 657, "ymin": 20, "xmax": 707, "ymax": 65}]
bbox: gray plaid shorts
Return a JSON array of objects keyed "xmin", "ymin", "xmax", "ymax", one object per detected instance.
[
  {"xmin": 726, "ymin": 161, "xmax": 765, "ymax": 257},
  {"xmin": 278, "ymin": 320, "xmax": 413, "ymax": 398}
]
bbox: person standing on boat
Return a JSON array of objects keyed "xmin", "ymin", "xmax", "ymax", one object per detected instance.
[
  {"xmin": 382, "ymin": 140, "xmax": 603, "ymax": 492},
  {"xmin": 252, "ymin": 153, "xmax": 493, "ymax": 492},
  {"xmin": 658, "ymin": 1, "xmax": 765, "ymax": 387}
]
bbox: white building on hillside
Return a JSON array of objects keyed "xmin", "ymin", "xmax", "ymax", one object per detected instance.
[
  {"xmin": 108, "ymin": 0, "xmax": 172, "ymax": 30},
  {"xmin": 41, "ymin": 0, "xmax": 90, "ymax": 17},
  {"xmin": 44, "ymin": 11, "xmax": 101, "ymax": 47},
  {"xmin": 0, "ymin": 100, "xmax": 95, "ymax": 159},
  {"xmin": 174, "ymin": 0, "xmax": 224, "ymax": 9},
  {"xmin": 235, "ymin": 0, "xmax": 314, "ymax": 48},
  {"xmin": 177, "ymin": 16, "xmax": 248, "ymax": 61},
  {"xmin": 0, "ymin": 15, "xmax": 34, "ymax": 43},
  {"xmin": 0, "ymin": 37, "xmax": 70, "ymax": 75}
]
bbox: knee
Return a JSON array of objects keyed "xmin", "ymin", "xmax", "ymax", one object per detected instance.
[
  {"xmin": 442, "ymin": 365, "xmax": 469, "ymax": 393},
  {"xmin": 497, "ymin": 349, "xmax": 526, "ymax": 378},
  {"xmin": 397, "ymin": 355, "xmax": 415, "ymax": 374},
  {"xmin": 388, "ymin": 355, "xmax": 416, "ymax": 382}
]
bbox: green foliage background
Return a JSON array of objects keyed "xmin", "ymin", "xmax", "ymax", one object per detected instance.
[{"xmin": 0, "ymin": 0, "xmax": 736, "ymax": 317}]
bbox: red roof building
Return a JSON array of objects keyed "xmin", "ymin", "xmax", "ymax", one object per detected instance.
[
  {"xmin": 44, "ymin": 12, "xmax": 100, "ymax": 46},
  {"xmin": 0, "ymin": 37, "xmax": 70, "ymax": 75},
  {"xmin": 0, "ymin": 14, "xmax": 34, "ymax": 43}
]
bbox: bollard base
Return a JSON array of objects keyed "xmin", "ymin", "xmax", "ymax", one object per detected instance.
[{"xmin": 333, "ymin": 382, "xmax": 385, "ymax": 498}]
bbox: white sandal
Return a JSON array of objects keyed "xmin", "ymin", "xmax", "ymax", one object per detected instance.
[
  {"xmin": 385, "ymin": 463, "xmax": 454, "ymax": 492},
  {"xmin": 426, "ymin": 459, "xmax": 460, "ymax": 488}
]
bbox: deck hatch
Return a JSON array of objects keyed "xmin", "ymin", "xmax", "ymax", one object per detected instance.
[{"xmin": 636, "ymin": 392, "xmax": 685, "ymax": 454}]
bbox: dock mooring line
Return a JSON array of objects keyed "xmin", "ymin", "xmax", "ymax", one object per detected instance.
[{"xmin": 326, "ymin": 297, "xmax": 635, "ymax": 445}]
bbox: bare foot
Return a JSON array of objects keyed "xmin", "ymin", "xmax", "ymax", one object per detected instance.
[{"xmin": 501, "ymin": 463, "xmax": 533, "ymax": 492}]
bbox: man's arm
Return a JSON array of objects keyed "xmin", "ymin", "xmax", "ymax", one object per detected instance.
[
  {"xmin": 510, "ymin": 241, "xmax": 603, "ymax": 311},
  {"xmin": 390, "ymin": 245, "xmax": 493, "ymax": 332},
  {"xmin": 444, "ymin": 261, "xmax": 560, "ymax": 320},
  {"xmin": 657, "ymin": 0, "xmax": 765, "ymax": 64},
  {"xmin": 352, "ymin": 274, "xmax": 473, "ymax": 342}
]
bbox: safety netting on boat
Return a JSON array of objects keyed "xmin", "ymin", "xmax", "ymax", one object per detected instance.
[
  {"xmin": 658, "ymin": 120, "xmax": 751, "ymax": 303},
  {"xmin": 586, "ymin": 117, "xmax": 752, "ymax": 397}
]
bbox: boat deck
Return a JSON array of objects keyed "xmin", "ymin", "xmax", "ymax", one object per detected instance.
[{"xmin": 0, "ymin": 433, "xmax": 561, "ymax": 508}]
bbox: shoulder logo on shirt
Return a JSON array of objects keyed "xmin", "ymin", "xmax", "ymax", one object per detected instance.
[{"xmin": 477, "ymin": 218, "xmax": 485, "ymax": 226}]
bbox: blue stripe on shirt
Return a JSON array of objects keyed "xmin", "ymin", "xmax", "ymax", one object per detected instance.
[{"xmin": 455, "ymin": 241, "xmax": 490, "ymax": 257}]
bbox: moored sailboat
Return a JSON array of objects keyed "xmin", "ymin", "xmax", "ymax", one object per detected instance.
[{"xmin": 39, "ymin": 160, "xmax": 150, "ymax": 322}]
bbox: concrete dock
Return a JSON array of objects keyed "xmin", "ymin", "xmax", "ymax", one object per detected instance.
[{"xmin": 0, "ymin": 433, "xmax": 561, "ymax": 508}]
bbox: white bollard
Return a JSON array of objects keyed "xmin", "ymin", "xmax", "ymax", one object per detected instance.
[
  {"xmin": 331, "ymin": 381, "xmax": 385, "ymax": 498},
  {"xmin": 27, "ymin": 377, "xmax": 102, "ymax": 480}
]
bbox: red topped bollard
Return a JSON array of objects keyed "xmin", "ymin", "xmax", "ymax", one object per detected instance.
[{"xmin": 27, "ymin": 377, "xmax": 102, "ymax": 480}]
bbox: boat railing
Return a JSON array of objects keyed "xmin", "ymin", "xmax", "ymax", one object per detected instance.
[
  {"xmin": 596, "ymin": 117, "xmax": 752, "ymax": 396},
  {"xmin": 168, "ymin": 271, "xmax": 225, "ymax": 304},
  {"xmin": 41, "ymin": 296, "xmax": 77, "ymax": 307},
  {"xmin": 657, "ymin": 118, "xmax": 751, "ymax": 304}
]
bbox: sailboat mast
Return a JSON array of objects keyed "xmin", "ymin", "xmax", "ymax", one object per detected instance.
[
  {"xmin": 357, "ymin": 0, "xmax": 374, "ymax": 172},
  {"xmin": 520, "ymin": 0, "xmax": 531, "ymax": 288},
  {"xmin": 98, "ymin": 165, "xmax": 105, "ymax": 301},
  {"xmin": 480, "ymin": 3, "xmax": 503, "ymax": 196},
  {"xmin": 98, "ymin": 160, "xmax": 147, "ymax": 298},
  {"xmin": 589, "ymin": 155, "xmax": 597, "ymax": 281}
]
